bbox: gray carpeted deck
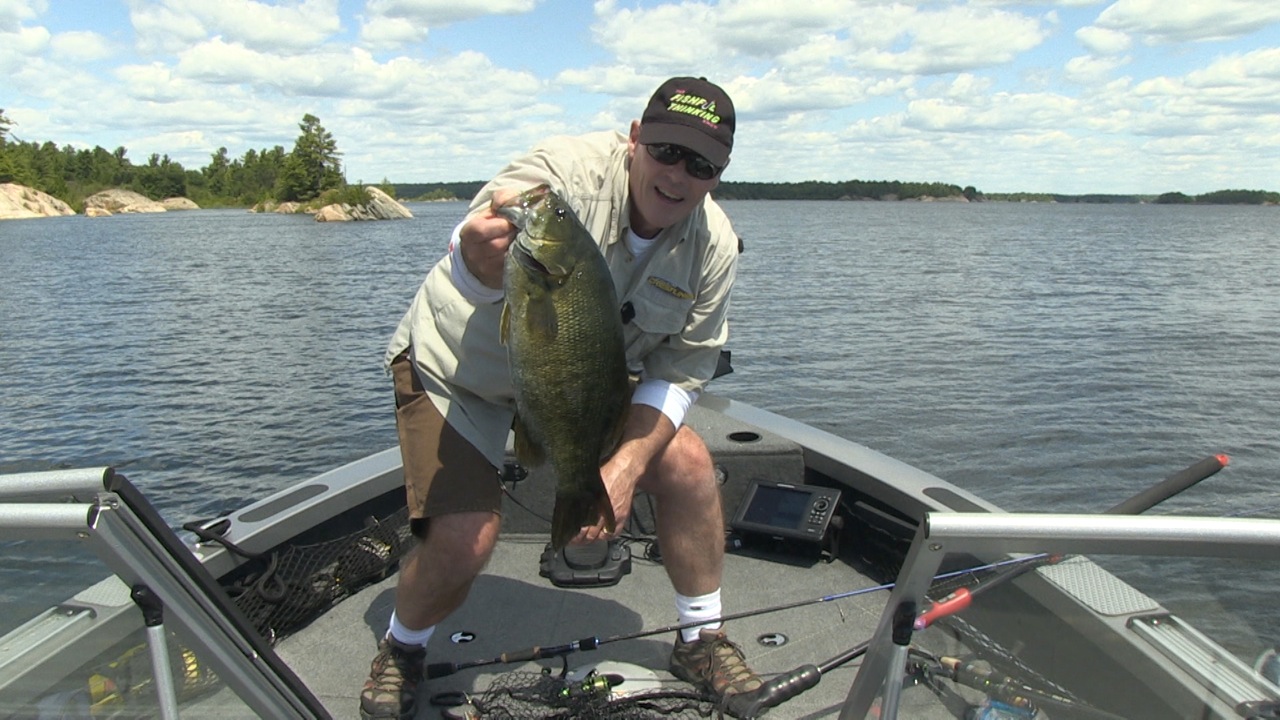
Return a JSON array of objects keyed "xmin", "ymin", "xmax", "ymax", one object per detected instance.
[{"xmin": 276, "ymin": 532, "xmax": 967, "ymax": 719}]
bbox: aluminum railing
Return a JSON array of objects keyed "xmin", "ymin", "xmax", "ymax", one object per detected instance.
[{"xmin": 840, "ymin": 512, "xmax": 1280, "ymax": 720}]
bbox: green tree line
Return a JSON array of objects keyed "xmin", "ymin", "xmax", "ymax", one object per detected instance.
[
  {"xmin": 389, "ymin": 179, "xmax": 980, "ymax": 203},
  {"xmin": 0, "ymin": 110, "xmax": 353, "ymax": 210},
  {"xmin": 1154, "ymin": 189, "xmax": 1280, "ymax": 205},
  {"xmin": 714, "ymin": 179, "xmax": 978, "ymax": 201}
]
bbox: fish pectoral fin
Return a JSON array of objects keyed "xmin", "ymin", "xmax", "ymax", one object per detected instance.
[
  {"xmin": 499, "ymin": 302, "xmax": 510, "ymax": 345},
  {"xmin": 525, "ymin": 293, "xmax": 559, "ymax": 339},
  {"xmin": 602, "ymin": 402, "xmax": 630, "ymax": 459},
  {"xmin": 598, "ymin": 493, "xmax": 617, "ymax": 534}
]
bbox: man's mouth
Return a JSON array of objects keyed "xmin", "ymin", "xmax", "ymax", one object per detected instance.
[{"xmin": 655, "ymin": 186, "xmax": 683, "ymax": 203}]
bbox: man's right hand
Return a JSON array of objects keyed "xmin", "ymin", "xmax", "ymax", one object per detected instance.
[{"xmin": 458, "ymin": 189, "xmax": 518, "ymax": 289}]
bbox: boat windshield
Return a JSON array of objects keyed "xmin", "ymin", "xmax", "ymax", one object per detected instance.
[
  {"xmin": 0, "ymin": 536, "xmax": 259, "ymax": 717},
  {"xmin": 0, "ymin": 467, "xmax": 322, "ymax": 718}
]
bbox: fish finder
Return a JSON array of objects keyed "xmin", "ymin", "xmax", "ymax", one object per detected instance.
[{"xmin": 730, "ymin": 480, "xmax": 841, "ymax": 544}]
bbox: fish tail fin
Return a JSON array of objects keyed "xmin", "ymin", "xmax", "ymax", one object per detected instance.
[{"xmin": 550, "ymin": 473, "xmax": 617, "ymax": 550}]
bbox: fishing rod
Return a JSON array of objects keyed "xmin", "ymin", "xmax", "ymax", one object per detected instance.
[
  {"xmin": 425, "ymin": 581, "xmax": 898, "ymax": 679},
  {"xmin": 723, "ymin": 453, "xmax": 1230, "ymax": 719},
  {"xmin": 424, "ymin": 549, "xmax": 1065, "ymax": 680},
  {"xmin": 426, "ymin": 454, "xmax": 1228, "ymax": 683}
]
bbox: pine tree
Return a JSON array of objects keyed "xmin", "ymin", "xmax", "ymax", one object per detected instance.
[{"xmin": 275, "ymin": 114, "xmax": 343, "ymax": 202}]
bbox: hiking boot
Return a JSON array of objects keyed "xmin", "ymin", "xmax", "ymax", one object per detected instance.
[
  {"xmin": 669, "ymin": 628, "xmax": 764, "ymax": 704},
  {"xmin": 359, "ymin": 636, "xmax": 426, "ymax": 720}
]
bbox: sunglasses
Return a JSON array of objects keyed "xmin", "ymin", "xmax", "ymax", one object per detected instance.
[{"xmin": 644, "ymin": 143, "xmax": 722, "ymax": 181}]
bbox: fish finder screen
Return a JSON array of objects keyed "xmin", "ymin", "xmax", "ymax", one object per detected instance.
[{"xmin": 742, "ymin": 484, "xmax": 809, "ymax": 529}]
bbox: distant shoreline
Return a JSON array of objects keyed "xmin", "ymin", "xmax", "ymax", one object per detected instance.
[{"xmin": 391, "ymin": 182, "xmax": 1279, "ymax": 206}]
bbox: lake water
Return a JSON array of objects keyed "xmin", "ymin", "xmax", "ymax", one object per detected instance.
[{"xmin": 2, "ymin": 200, "xmax": 1278, "ymax": 658}]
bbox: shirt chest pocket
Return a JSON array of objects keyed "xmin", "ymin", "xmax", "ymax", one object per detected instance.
[{"xmin": 623, "ymin": 284, "xmax": 694, "ymax": 358}]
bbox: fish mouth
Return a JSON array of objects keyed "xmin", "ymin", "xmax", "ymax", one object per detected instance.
[{"xmin": 496, "ymin": 184, "xmax": 552, "ymax": 227}]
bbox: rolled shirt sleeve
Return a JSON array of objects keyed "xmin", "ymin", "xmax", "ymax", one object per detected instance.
[{"xmin": 632, "ymin": 378, "xmax": 698, "ymax": 429}]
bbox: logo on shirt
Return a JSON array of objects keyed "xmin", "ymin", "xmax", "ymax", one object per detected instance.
[{"xmin": 648, "ymin": 276, "xmax": 694, "ymax": 300}]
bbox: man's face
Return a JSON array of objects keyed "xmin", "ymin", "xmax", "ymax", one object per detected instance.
[{"xmin": 626, "ymin": 120, "xmax": 723, "ymax": 238}]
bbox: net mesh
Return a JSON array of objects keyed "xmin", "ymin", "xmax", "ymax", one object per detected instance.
[
  {"xmin": 223, "ymin": 507, "xmax": 413, "ymax": 642},
  {"xmin": 467, "ymin": 671, "xmax": 720, "ymax": 719}
]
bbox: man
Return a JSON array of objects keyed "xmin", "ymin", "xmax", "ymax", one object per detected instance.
[{"xmin": 363, "ymin": 76, "xmax": 760, "ymax": 719}]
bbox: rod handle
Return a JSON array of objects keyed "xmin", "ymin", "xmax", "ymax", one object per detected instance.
[
  {"xmin": 916, "ymin": 587, "xmax": 971, "ymax": 630},
  {"xmin": 725, "ymin": 664, "xmax": 822, "ymax": 719},
  {"xmin": 1105, "ymin": 454, "xmax": 1228, "ymax": 515}
]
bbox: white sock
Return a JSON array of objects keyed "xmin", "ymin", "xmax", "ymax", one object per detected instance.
[
  {"xmin": 676, "ymin": 589, "xmax": 722, "ymax": 643},
  {"xmin": 387, "ymin": 610, "xmax": 436, "ymax": 648}
]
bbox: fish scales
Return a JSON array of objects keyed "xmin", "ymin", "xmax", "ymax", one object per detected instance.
[{"xmin": 498, "ymin": 184, "xmax": 631, "ymax": 549}]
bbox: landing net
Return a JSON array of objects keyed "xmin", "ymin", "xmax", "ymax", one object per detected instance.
[{"xmin": 465, "ymin": 670, "xmax": 720, "ymax": 719}]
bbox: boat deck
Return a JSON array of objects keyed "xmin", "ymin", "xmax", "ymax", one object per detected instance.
[
  {"xmin": 276, "ymin": 533, "xmax": 959, "ymax": 719},
  {"xmin": 9, "ymin": 398, "xmax": 1271, "ymax": 719},
  {"xmin": 270, "ymin": 399, "xmax": 970, "ymax": 719}
]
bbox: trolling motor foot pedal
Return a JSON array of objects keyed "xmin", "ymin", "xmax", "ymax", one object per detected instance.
[{"xmin": 540, "ymin": 539, "xmax": 632, "ymax": 588}]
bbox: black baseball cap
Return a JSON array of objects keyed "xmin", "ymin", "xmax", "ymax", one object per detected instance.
[{"xmin": 638, "ymin": 76, "xmax": 735, "ymax": 167}]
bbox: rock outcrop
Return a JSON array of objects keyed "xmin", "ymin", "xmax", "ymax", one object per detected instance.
[
  {"xmin": 0, "ymin": 183, "xmax": 75, "ymax": 220},
  {"xmin": 162, "ymin": 197, "xmax": 200, "ymax": 210},
  {"xmin": 314, "ymin": 187, "xmax": 413, "ymax": 222},
  {"xmin": 250, "ymin": 200, "xmax": 306, "ymax": 214},
  {"xmin": 314, "ymin": 204, "xmax": 349, "ymax": 222},
  {"xmin": 85, "ymin": 189, "xmax": 167, "ymax": 214}
]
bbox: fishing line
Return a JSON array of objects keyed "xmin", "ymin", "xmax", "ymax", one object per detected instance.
[
  {"xmin": 424, "ymin": 554, "xmax": 1055, "ymax": 680},
  {"xmin": 435, "ymin": 453, "xmax": 1230, "ymax": 716},
  {"xmin": 724, "ymin": 453, "xmax": 1231, "ymax": 718}
]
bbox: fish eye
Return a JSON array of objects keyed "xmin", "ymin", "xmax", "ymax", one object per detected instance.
[{"xmin": 554, "ymin": 207, "xmax": 567, "ymax": 219}]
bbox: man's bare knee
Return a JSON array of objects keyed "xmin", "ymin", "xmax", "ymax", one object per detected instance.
[
  {"xmin": 643, "ymin": 427, "xmax": 716, "ymax": 496},
  {"xmin": 420, "ymin": 511, "xmax": 501, "ymax": 577}
]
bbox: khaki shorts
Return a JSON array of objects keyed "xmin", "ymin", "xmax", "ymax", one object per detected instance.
[{"xmin": 391, "ymin": 352, "xmax": 503, "ymax": 536}]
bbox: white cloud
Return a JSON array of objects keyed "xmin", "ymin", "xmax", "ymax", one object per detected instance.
[
  {"xmin": 903, "ymin": 90, "xmax": 1080, "ymax": 133},
  {"xmin": 3, "ymin": 0, "xmax": 1278, "ymax": 194},
  {"xmin": 50, "ymin": 30, "xmax": 115, "ymax": 61},
  {"xmin": 1126, "ymin": 47, "xmax": 1280, "ymax": 129},
  {"xmin": 358, "ymin": 15, "xmax": 427, "ymax": 49},
  {"xmin": 1064, "ymin": 53, "xmax": 1129, "ymax": 84},
  {"xmin": 556, "ymin": 65, "xmax": 659, "ymax": 98},
  {"xmin": 0, "ymin": 0, "xmax": 45, "ymax": 32},
  {"xmin": 129, "ymin": 0, "xmax": 341, "ymax": 55},
  {"xmin": 128, "ymin": 0, "xmax": 215, "ymax": 54},
  {"xmin": 590, "ymin": 0, "xmax": 723, "ymax": 74},
  {"xmin": 1, "ymin": 19, "xmax": 46, "ymax": 51},
  {"xmin": 1075, "ymin": 25, "xmax": 1130, "ymax": 55},
  {"xmin": 1094, "ymin": 0, "xmax": 1280, "ymax": 43},
  {"xmin": 359, "ymin": 0, "xmax": 537, "ymax": 49},
  {"xmin": 732, "ymin": 69, "xmax": 912, "ymax": 117},
  {"xmin": 367, "ymin": 0, "xmax": 536, "ymax": 26},
  {"xmin": 849, "ymin": 6, "xmax": 1049, "ymax": 75},
  {"xmin": 1186, "ymin": 47, "xmax": 1280, "ymax": 91}
]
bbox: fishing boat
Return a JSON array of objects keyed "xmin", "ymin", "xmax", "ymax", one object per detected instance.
[{"xmin": 3, "ymin": 381, "xmax": 1279, "ymax": 719}]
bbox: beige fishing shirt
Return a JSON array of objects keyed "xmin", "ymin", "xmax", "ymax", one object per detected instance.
[{"xmin": 385, "ymin": 130, "xmax": 739, "ymax": 467}]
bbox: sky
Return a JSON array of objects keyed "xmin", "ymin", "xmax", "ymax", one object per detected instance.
[{"xmin": 2, "ymin": 0, "xmax": 1278, "ymax": 195}]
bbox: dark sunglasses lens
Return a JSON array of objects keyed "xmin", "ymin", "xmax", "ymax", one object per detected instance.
[
  {"xmin": 685, "ymin": 156, "xmax": 717, "ymax": 180},
  {"xmin": 647, "ymin": 144, "xmax": 718, "ymax": 179},
  {"xmin": 648, "ymin": 144, "xmax": 682, "ymax": 165}
]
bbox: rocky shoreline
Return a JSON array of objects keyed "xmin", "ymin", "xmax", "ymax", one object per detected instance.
[
  {"xmin": 1, "ymin": 183, "xmax": 413, "ymax": 222},
  {"xmin": 250, "ymin": 186, "xmax": 412, "ymax": 221},
  {"xmin": 0, "ymin": 183, "xmax": 76, "ymax": 220}
]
